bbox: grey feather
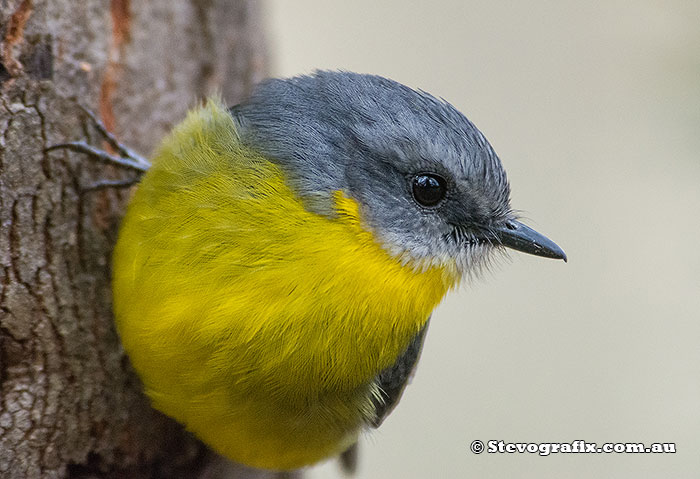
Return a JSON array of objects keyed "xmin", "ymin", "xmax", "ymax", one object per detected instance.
[{"xmin": 371, "ymin": 319, "xmax": 430, "ymax": 427}]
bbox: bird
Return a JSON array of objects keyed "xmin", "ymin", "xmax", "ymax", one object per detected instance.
[{"xmin": 49, "ymin": 71, "xmax": 566, "ymax": 472}]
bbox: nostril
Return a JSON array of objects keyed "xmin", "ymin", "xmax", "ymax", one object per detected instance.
[{"xmin": 505, "ymin": 220, "xmax": 517, "ymax": 230}]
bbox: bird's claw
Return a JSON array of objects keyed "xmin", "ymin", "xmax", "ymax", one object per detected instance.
[{"xmin": 45, "ymin": 106, "xmax": 151, "ymax": 173}]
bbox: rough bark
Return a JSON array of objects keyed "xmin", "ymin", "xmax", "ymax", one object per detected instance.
[{"xmin": 0, "ymin": 1, "xmax": 281, "ymax": 477}]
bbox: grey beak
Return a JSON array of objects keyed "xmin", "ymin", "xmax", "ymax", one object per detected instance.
[{"xmin": 493, "ymin": 220, "xmax": 567, "ymax": 262}]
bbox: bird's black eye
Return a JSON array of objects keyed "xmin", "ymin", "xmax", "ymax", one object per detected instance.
[{"xmin": 412, "ymin": 174, "xmax": 447, "ymax": 207}]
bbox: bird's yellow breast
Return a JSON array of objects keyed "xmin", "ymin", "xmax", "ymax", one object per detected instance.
[{"xmin": 112, "ymin": 101, "xmax": 458, "ymax": 469}]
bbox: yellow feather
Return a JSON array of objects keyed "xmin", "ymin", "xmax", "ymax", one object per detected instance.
[{"xmin": 112, "ymin": 100, "xmax": 459, "ymax": 469}]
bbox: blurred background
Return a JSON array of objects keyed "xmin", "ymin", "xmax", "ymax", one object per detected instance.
[{"xmin": 263, "ymin": 1, "xmax": 700, "ymax": 478}]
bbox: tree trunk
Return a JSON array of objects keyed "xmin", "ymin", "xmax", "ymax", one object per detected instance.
[{"xmin": 0, "ymin": 1, "xmax": 283, "ymax": 477}]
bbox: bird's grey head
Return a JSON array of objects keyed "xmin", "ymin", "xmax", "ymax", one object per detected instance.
[{"xmin": 231, "ymin": 71, "xmax": 565, "ymax": 275}]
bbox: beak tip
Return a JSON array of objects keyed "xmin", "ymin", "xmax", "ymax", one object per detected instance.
[
  {"xmin": 550, "ymin": 244, "xmax": 567, "ymax": 263},
  {"xmin": 540, "ymin": 245, "xmax": 567, "ymax": 262}
]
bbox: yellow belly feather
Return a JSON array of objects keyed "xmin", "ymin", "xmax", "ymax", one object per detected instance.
[{"xmin": 112, "ymin": 101, "xmax": 458, "ymax": 469}]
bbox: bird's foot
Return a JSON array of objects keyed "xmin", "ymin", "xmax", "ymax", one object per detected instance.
[{"xmin": 45, "ymin": 105, "xmax": 151, "ymax": 173}]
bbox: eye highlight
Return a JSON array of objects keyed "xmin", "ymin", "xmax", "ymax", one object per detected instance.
[{"xmin": 412, "ymin": 173, "xmax": 447, "ymax": 207}]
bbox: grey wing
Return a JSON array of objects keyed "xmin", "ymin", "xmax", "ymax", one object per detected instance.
[
  {"xmin": 370, "ymin": 318, "xmax": 430, "ymax": 427},
  {"xmin": 338, "ymin": 442, "xmax": 359, "ymax": 475},
  {"xmin": 337, "ymin": 320, "xmax": 429, "ymax": 474}
]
